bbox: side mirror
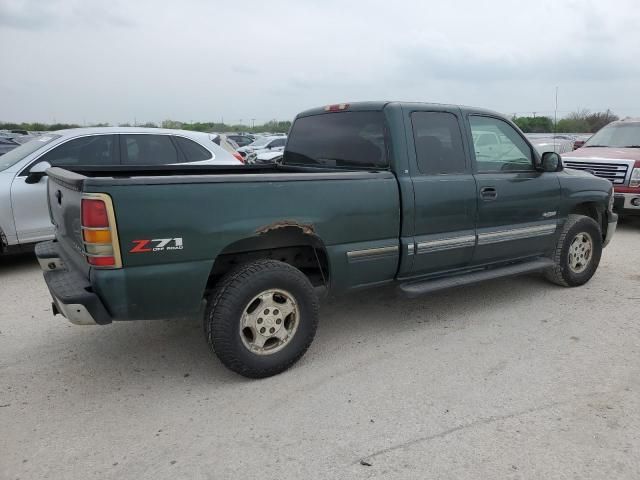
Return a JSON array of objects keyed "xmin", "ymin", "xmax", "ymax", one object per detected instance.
[
  {"xmin": 25, "ymin": 161, "xmax": 51, "ymax": 184},
  {"xmin": 540, "ymin": 152, "xmax": 562, "ymax": 172}
]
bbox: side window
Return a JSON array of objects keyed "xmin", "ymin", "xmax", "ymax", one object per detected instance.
[
  {"xmin": 469, "ymin": 116, "xmax": 533, "ymax": 172},
  {"xmin": 121, "ymin": 134, "xmax": 178, "ymax": 165},
  {"xmin": 411, "ymin": 112, "xmax": 466, "ymax": 175},
  {"xmin": 271, "ymin": 138, "xmax": 286, "ymax": 148},
  {"xmin": 173, "ymin": 136, "xmax": 212, "ymax": 162},
  {"xmin": 38, "ymin": 135, "xmax": 116, "ymax": 167}
]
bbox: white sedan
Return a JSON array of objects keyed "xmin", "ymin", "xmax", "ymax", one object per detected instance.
[{"xmin": 0, "ymin": 127, "xmax": 242, "ymax": 254}]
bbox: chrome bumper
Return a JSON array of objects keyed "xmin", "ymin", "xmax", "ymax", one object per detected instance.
[
  {"xmin": 614, "ymin": 192, "xmax": 640, "ymax": 211},
  {"xmin": 35, "ymin": 240, "xmax": 111, "ymax": 325}
]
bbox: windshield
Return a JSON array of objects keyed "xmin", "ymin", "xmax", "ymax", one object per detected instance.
[
  {"xmin": 584, "ymin": 123, "xmax": 640, "ymax": 148},
  {"xmin": 0, "ymin": 135, "xmax": 61, "ymax": 172},
  {"xmin": 249, "ymin": 137, "xmax": 272, "ymax": 148}
]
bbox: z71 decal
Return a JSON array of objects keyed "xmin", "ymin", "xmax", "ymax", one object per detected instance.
[{"xmin": 130, "ymin": 238, "xmax": 184, "ymax": 253}]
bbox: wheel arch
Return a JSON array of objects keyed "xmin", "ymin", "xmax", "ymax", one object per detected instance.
[
  {"xmin": 569, "ymin": 201, "xmax": 606, "ymax": 239},
  {"xmin": 206, "ymin": 225, "xmax": 331, "ymax": 294}
]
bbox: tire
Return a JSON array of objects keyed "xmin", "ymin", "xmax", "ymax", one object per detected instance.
[
  {"xmin": 204, "ymin": 259, "xmax": 319, "ymax": 378},
  {"xmin": 545, "ymin": 214, "xmax": 603, "ymax": 287}
]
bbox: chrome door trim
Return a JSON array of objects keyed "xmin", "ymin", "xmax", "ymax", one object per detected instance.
[
  {"xmin": 477, "ymin": 223, "xmax": 556, "ymax": 245},
  {"xmin": 346, "ymin": 245, "xmax": 399, "ymax": 260},
  {"xmin": 416, "ymin": 234, "xmax": 476, "ymax": 254}
]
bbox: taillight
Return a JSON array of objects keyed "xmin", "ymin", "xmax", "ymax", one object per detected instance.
[
  {"xmin": 81, "ymin": 194, "xmax": 122, "ymax": 268},
  {"xmin": 233, "ymin": 151, "xmax": 245, "ymax": 163},
  {"xmin": 324, "ymin": 103, "xmax": 350, "ymax": 112}
]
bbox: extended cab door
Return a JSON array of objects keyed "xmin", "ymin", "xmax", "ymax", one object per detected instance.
[
  {"xmin": 405, "ymin": 107, "xmax": 478, "ymax": 277},
  {"xmin": 466, "ymin": 114, "xmax": 561, "ymax": 264}
]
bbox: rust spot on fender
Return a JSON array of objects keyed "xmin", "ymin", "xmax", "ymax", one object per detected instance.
[{"xmin": 255, "ymin": 220, "xmax": 316, "ymax": 236}]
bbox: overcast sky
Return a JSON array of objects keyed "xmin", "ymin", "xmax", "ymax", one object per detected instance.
[{"xmin": 1, "ymin": 0, "xmax": 639, "ymax": 125}]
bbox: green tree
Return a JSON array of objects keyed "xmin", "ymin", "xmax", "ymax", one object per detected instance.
[{"xmin": 513, "ymin": 116, "xmax": 553, "ymax": 133}]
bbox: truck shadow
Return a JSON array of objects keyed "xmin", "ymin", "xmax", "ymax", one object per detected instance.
[
  {"xmin": 0, "ymin": 252, "xmax": 38, "ymax": 274},
  {"xmin": 32, "ymin": 272, "xmax": 553, "ymax": 389}
]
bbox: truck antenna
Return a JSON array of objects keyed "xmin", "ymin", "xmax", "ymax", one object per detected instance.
[{"xmin": 553, "ymin": 86, "xmax": 559, "ymax": 152}]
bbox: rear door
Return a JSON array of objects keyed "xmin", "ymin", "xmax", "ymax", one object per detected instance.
[
  {"xmin": 467, "ymin": 114, "xmax": 561, "ymax": 265},
  {"xmin": 11, "ymin": 134, "xmax": 118, "ymax": 243},
  {"xmin": 120, "ymin": 134, "xmax": 180, "ymax": 165},
  {"xmin": 405, "ymin": 106, "xmax": 478, "ymax": 277}
]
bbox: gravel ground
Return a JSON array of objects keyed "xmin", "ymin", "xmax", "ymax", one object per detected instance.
[{"xmin": 1, "ymin": 219, "xmax": 639, "ymax": 480}]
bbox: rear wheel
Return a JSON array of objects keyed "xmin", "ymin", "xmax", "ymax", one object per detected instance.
[
  {"xmin": 545, "ymin": 214, "xmax": 602, "ymax": 287},
  {"xmin": 204, "ymin": 260, "xmax": 319, "ymax": 378}
]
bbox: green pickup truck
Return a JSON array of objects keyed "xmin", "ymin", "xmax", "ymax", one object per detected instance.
[{"xmin": 36, "ymin": 102, "xmax": 617, "ymax": 378}]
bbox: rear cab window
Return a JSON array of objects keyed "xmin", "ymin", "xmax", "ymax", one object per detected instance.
[
  {"xmin": 411, "ymin": 112, "xmax": 466, "ymax": 175},
  {"xmin": 283, "ymin": 111, "xmax": 387, "ymax": 169}
]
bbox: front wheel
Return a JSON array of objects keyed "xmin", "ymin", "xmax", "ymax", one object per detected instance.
[
  {"xmin": 204, "ymin": 260, "xmax": 319, "ymax": 378},
  {"xmin": 545, "ymin": 214, "xmax": 603, "ymax": 287}
]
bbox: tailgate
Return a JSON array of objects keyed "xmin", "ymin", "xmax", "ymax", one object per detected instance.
[{"xmin": 46, "ymin": 167, "xmax": 92, "ymax": 277}]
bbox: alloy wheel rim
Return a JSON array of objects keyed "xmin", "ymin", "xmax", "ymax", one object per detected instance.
[
  {"xmin": 239, "ymin": 289, "xmax": 299, "ymax": 355},
  {"xmin": 568, "ymin": 232, "xmax": 593, "ymax": 274}
]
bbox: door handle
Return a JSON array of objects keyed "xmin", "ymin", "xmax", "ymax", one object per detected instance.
[{"xmin": 480, "ymin": 186, "xmax": 497, "ymax": 201}]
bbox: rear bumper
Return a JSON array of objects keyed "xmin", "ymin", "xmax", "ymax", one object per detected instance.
[
  {"xmin": 35, "ymin": 241, "xmax": 112, "ymax": 325},
  {"xmin": 614, "ymin": 192, "xmax": 640, "ymax": 215}
]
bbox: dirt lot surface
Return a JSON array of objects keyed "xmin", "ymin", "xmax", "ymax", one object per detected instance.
[{"xmin": 1, "ymin": 219, "xmax": 639, "ymax": 479}]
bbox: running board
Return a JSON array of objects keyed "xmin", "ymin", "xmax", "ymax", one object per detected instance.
[{"xmin": 399, "ymin": 258, "xmax": 554, "ymax": 298}]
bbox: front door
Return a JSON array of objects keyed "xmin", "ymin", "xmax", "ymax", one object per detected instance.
[
  {"xmin": 406, "ymin": 107, "xmax": 478, "ymax": 277},
  {"xmin": 468, "ymin": 115, "xmax": 561, "ymax": 265},
  {"xmin": 11, "ymin": 134, "xmax": 118, "ymax": 243}
]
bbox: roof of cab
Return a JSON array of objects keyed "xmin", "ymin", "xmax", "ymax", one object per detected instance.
[{"xmin": 295, "ymin": 101, "xmax": 506, "ymax": 119}]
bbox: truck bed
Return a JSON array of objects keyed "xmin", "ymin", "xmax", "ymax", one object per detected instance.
[{"xmin": 45, "ymin": 165, "xmax": 401, "ymax": 320}]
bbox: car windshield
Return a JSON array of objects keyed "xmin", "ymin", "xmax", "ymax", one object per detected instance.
[
  {"xmin": 584, "ymin": 123, "xmax": 640, "ymax": 148},
  {"xmin": 249, "ymin": 137, "xmax": 272, "ymax": 148},
  {"xmin": 0, "ymin": 134, "xmax": 61, "ymax": 172}
]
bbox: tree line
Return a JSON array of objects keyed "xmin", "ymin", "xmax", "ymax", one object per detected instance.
[
  {"xmin": 513, "ymin": 109, "xmax": 619, "ymax": 134},
  {"xmin": 0, "ymin": 110, "xmax": 621, "ymax": 135},
  {"xmin": 0, "ymin": 119, "xmax": 292, "ymax": 133}
]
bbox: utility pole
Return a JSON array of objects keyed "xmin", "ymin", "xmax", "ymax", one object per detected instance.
[{"xmin": 251, "ymin": 118, "xmax": 256, "ymax": 128}]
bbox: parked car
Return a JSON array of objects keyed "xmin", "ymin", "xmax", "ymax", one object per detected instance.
[
  {"xmin": 36, "ymin": 101, "xmax": 615, "ymax": 378},
  {"xmin": 0, "ymin": 127, "xmax": 242, "ymax": 255},
  {"xmin": 572, "ymin": 134, "xmax": 592, "ymax": 150},
  {"xmin": 254, "ymin": 150, "xmax": 284, "ymax": 164},
  {"xmin": 210, "ymin": 133, "xmax": 245, "ymax": 163},
  {"xmin": 0, "ymin": 137, "xmax": 19, "ymax": 156},
  {"xmin": 226, "ymin": 134, "xmax": 255, "ymax": 148},
  {"xmin": 561, "ymin": 118, "xmax": 640, "ymax": 216},
  {"xmin": 237, "ymin": 135, "xmax": 287, "ymax": 162},
  {"xmin": 525, "ymin": 135, "xmax": 575, "ymax": 155}
]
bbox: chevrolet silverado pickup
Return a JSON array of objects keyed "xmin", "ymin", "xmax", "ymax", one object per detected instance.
[{"xmin": 36, "ymin": 102, "xmax": 617, "ymax": 378}]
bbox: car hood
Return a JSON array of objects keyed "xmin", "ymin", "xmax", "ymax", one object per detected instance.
[{"xmin": 563, "ymin": 147, "xmax": 640, "ymax": 162}]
